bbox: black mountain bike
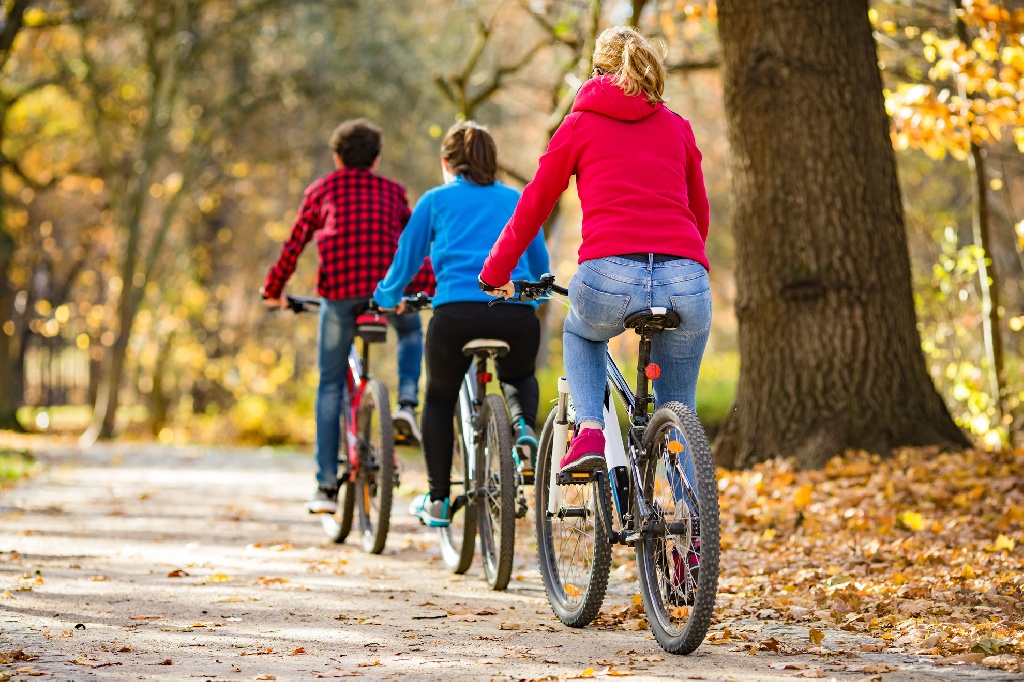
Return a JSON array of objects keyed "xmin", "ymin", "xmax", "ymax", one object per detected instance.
[{"xmin": 494, "ymin": 274, "xmax": 720, "ymax": 655}]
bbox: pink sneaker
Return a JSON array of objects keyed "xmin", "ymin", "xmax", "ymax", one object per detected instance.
[{"xmin": 559, "ymin": 428, "xmax": 606, "ymax": 473}]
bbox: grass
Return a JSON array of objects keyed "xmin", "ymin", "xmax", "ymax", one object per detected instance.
[{"xmin": 0, "ymin": 449, "xmax": 37, "ymax": 486}]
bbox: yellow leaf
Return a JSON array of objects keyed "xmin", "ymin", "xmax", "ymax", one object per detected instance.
[
  {"xmin": 632, "ymin": 593, "xmax": 643, "ymax": 607},
  {"xmin": 793, "ymin": 484, "xmax": 813, "ymax": 509},
  {"xmin": 581, "ymin": 668, "xmax": 596, "ymax": 678},
  {"xmin": 960, "ymin": 564, "xmax": 975, "ymax": 578},
  {"xmin": 809, "ymin": 627, "xmax": 824, "ymax": 645},
  {"xmin": 564, "ymin": 583, "xmax": 580, "ymax": 597},
  {"xmin": 208, "ymin": 573, "xmax": 230, "ymax": 582},
  {"xmin": 984, "ymin": 534, "xmax": 1015, "ymax": 552},
  {"xmin": 897, "ymin": 510, "xmax": 926, "ymax": 531}
]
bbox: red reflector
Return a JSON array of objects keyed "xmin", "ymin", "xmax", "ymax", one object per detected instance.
[
  {"xmin": 645, "ymin": 363, "xmax": 661, "ymax": 380},
  {"xmin": 477, "ymin": 372, "xmax": 492, "ymax": 384}
]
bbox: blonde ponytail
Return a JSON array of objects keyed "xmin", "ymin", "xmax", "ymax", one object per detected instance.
[{"xmin": 592, "ymin": 26, "xmax": 667, "ymax": 105}]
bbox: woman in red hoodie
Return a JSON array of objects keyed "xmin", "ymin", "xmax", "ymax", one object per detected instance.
[{"xmin": 480, "ymin": 26, "xmax": 711, "ymax": 474}]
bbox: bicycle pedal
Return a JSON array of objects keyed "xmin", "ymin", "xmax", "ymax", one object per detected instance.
[{"xmin": 556, "ymin": 470, "xmax": 595, "ymax": 485}]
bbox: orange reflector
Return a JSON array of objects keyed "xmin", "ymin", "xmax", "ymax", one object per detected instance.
[
  {"xmin": 571, "ymin": 473, "xmax": 590, "ymax": 478},
  {"xmin": 645, "ymin": 363, "xmax": 661, "ymax": 380},
  {"xmin": 667, "ymin": 440, "xmax": 685, "ymax": 453}
]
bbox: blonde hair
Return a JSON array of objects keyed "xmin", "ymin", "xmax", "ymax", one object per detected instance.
[{"xmin": 592, "ymin": 26, "xmax": 666, "ymax": 105}]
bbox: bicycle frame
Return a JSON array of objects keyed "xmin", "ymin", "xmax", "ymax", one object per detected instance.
[
  {"xmin": 455, "ymin": 360, "xmax": 483, "ymax": 496},
  {"xmin": 341, "ymin": 333, "xmax": 374, "ymax": 482},
  {"xmin": 550, "ymin": 343, "xmax": 701, "ymax": 547}
]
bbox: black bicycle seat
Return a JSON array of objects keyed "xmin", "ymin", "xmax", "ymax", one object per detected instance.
[
  {"xmin": 462, "ymin": 339, "xmax": 510, "ymax": 357},
  {"xmin": 624, "ymin": 307, "xmax": 680, "ymax": 333}
]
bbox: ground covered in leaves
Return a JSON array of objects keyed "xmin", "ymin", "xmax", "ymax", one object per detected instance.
[
  {"xmin": 0, "ymin": 436, "xmax": 1021, "ymax": 681},
  {"xmin": 706, "ymin": 446, "xmax": 1024, "ymax": 675}
]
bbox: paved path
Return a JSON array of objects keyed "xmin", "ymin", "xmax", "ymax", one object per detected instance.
[{"xmin": 0, "ymin": 443, "xmax": 1015, "ymax": 681}]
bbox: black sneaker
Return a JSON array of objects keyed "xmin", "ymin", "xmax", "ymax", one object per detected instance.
[{"xmin": 307, "ymin": 485, "xmax": 338, "ymax": 514}]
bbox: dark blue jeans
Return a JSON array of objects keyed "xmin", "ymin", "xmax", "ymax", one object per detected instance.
[{"xmin": 314, "ymin": 298, "xmax": 423, "ymax": 487}]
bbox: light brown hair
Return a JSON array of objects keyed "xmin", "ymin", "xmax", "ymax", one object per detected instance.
[
  {"xmin": 440, "ymin": 121, "xmax": 497, "ymax": 186},
  {"xmin": 592, "ymin": 26, "xmax": 667, "ymax": 105}
]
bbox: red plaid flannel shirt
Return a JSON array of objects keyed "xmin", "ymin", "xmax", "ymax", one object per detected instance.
[{"xmin": 263, "ymin": 168, "xmax": 436, "ymax": 300}]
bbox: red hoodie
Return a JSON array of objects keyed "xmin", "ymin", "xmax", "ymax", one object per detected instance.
[{"xmin": 480, "ymin": 75, "xmax": 709, "ymax": 286}]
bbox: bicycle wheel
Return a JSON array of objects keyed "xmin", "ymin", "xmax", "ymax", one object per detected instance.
[
  {"xmin": 355, "ymin": 379, "xmax": 395, "ymax": 554},
  {"xmin": 322, "ymin": 414, "xmax": 355, "ymax": 543},
  {"xmin": 535, "ymin": 406, "xmax": 611, "ymax": 627},
  {"xmin": 636, "ymin": 401, "xmax": 719, "ymax": 655},
  {"xmin": 476, "ymin": 392, "xmax": 515, "ymax": 590},
  {"xmin": 439, "ymin": 401, "xmax": 476, "ymax": 573}
]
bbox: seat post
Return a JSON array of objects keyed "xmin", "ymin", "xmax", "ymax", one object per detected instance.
[
  {"xmin": 475, "ymin": 354, "xmax": 489, "ymax": 404},
  {"xmin": 634, "ymin": 332, "xmax": 655, "ymax": 423}
]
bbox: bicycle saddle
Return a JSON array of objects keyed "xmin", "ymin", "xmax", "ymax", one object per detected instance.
[
  {"xmin": 624, "ymin": 306, "xmax": 680, "ymax": 334},
  {"xmin": 462, "ymin": 339, "xmax": 510, "ymax": 357},
  {"xmin": 355, "ymin": 313, "xmax": 388, "ymax": 344}
]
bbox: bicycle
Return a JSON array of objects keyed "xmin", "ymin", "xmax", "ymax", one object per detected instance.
[
  {"xmin": 400, "ymin": 295, "xmax": 522, "ymax": 591},
  {"xmin": 272, "ymin": 294, "xmax": 428, "ymax": 554},
  {"xmin": 493, "ymin": 274, "xmax": 720, "ymax": 655}
]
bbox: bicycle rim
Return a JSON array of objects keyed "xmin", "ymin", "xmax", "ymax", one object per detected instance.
[
  {"xmin": 534, "ymin": 407, "xmax": 611, "ymax": 627},
  {"xmin": 355, "ymin": 379, "xmax": 394, "ymax": 555},
  {"xmin": 322, "ymin": 413, "xmax": 355, "ymax": 543},
  {"xmin": 476, "ymin": 393, "xmax": 515, "ymax": 590},
  {"xmin": 439, "ymin": 405, "xmax": 476, "ymax": 573},
  {"xmin": 636, "ymin": 401, "xmax": 719, "ymax": 655}
]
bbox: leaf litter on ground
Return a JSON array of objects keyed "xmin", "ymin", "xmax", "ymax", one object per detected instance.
[{"xmin": 713, "ymin": 446, "xmax": 1024, "ymax": 674}]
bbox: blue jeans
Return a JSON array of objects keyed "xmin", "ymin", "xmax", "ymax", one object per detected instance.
[
  {"xmin": 315, "ymin": 298, "xmax": 423, "ymax": 487},
  {"xmin": 562, "ymin": 256, "xmax": 712, "ymax": 428}
]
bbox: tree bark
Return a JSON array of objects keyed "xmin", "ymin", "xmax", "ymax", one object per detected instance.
[
  {"xmin": 714, "ymin": 0, "xmax": 968, "ymax": 468},
  {"xmin": 0, "ymin": 226, "xmax": 21, "ymax": 430}
]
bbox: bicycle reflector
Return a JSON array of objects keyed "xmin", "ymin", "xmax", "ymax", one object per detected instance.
[{"xmin": 644, "ymin": 363, "xmax": 661, "ymax": 380}]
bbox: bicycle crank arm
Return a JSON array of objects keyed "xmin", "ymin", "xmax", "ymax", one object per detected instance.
[{"xmin": 594, "ymin": 470, "xmax": 627, "ymax": 545}]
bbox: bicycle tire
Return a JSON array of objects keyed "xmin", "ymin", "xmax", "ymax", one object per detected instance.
[
  {"xmin": 476, "ymin": 392, "xmax": 515, "ymax": 590},
  {"xmin": 439, "ymin": 404, "xmax": 477, "ymax": 573},
  {"xmin": 535, "ymin": 406, "xmax": 611, "ymax": 627},
  {"xmin": 636, "ymin": 401, "xmax": 719, "ymax": 655},
  {"xmin": 355, "ymin": 379, "xmax": 394, "ymax": 555},
  {"xmin": 322, "ymin": 414, "xmax": 355, "ymax": 543}
]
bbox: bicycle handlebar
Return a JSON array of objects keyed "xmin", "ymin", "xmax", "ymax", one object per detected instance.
[
  {"xmin": 482, "ymin": 272, "xmax": 568, "ymax": 307},
  {"xmin": 262, "ymin": 292, "xmax": 432, "ymax": 315}
]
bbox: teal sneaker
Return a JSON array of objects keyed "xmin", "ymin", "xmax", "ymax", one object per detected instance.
[
  {"xmin": 513, "ymin": 418, "xmax": 538, "ymax": 479},
  {"xmin": 409, "ymin": 493, "xmax": 450, "ymax": 528}
]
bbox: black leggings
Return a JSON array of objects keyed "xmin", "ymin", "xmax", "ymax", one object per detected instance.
[{"xmin": 422, "ymin": 302, "xmax": 540, "ymax": 501}]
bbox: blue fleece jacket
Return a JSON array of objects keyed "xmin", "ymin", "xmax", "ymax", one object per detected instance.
[{"xmin": 374, "ymin": 176, "xmax": 550, "ymax": 308}]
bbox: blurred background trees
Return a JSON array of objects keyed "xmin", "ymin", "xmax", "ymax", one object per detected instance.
[{"xmin": 1, "ymin": 0, "xmax": 1022, "ymax": 462}]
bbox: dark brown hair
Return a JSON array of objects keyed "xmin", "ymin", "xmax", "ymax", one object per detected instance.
[
  {"xmin": 440, "ymin": 121, "xmax": 497, "ymax": 185},
  {"xmin": 329, "ymin": 118, "xmax": 382, "ymax": 169}
]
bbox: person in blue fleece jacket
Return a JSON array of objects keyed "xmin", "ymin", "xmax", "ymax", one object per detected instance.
[{"xmin": 374, "ymin": 121, "xmax": 549, "ymax": 527}]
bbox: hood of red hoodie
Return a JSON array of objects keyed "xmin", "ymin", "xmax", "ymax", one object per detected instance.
[{"xmin": 571, "ymin": 75, "xmax": 660, "ymax": 121}]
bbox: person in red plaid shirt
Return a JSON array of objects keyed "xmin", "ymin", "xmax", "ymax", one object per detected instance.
[{"xmin": 262, "ymin": 118, "xmax": 435, "ymax": 514}]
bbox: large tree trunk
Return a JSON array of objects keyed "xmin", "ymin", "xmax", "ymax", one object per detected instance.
[{"xmin": 714, "ymin": 0, "xmax": 968, "ymax": 469}]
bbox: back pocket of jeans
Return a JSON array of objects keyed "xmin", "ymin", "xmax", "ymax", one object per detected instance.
[
  {"xmin": 670, "ymin": 290, "xmax": 712, "ymax": 338},
  {"xmin": 575, "ymin": 281, "xmax": 630, "ymax": 329}
]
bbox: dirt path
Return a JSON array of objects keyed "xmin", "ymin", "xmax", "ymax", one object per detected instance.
[{"xmin": 0, "ymin": 443, "xmax": 1014, "ymax": 681}]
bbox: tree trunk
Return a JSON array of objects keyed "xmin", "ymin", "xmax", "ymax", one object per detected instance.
[
  {"xmin": 0, "ymin": 227, "xmax": 22, "ymax": 431},
  {"xmin": 714, "ymin": 0, "xmax": 968, "ymax": 468}
]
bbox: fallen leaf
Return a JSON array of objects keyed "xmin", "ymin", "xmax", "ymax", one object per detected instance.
[
  {"xmin": 808, "ymin": 627, "xmax": 824, "ymax": 645},
  {"xmin": 983, "ymin": 534, "xmax": 1015, "ymax": 552},
  {"xmin": 130, "ymin": 615, "xmax": 162, "ymax": 621},
  {"xmin": 936, "ymin": 653, "xmax": 986, "ymax": 665},
  {"xmin": 290, "ymin": 647, "xmax": 305, "ymax": 655},
  {"xmin": 356, "ymin": 660, "xmax": 380, "ymax": 668},
  {"xmin": 256, "ymin": 676, "xmax": 276, "ymax": 680},
  {"xmin": 166, "ymin": 569, "xmax": 189, "ymax": 578}
]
